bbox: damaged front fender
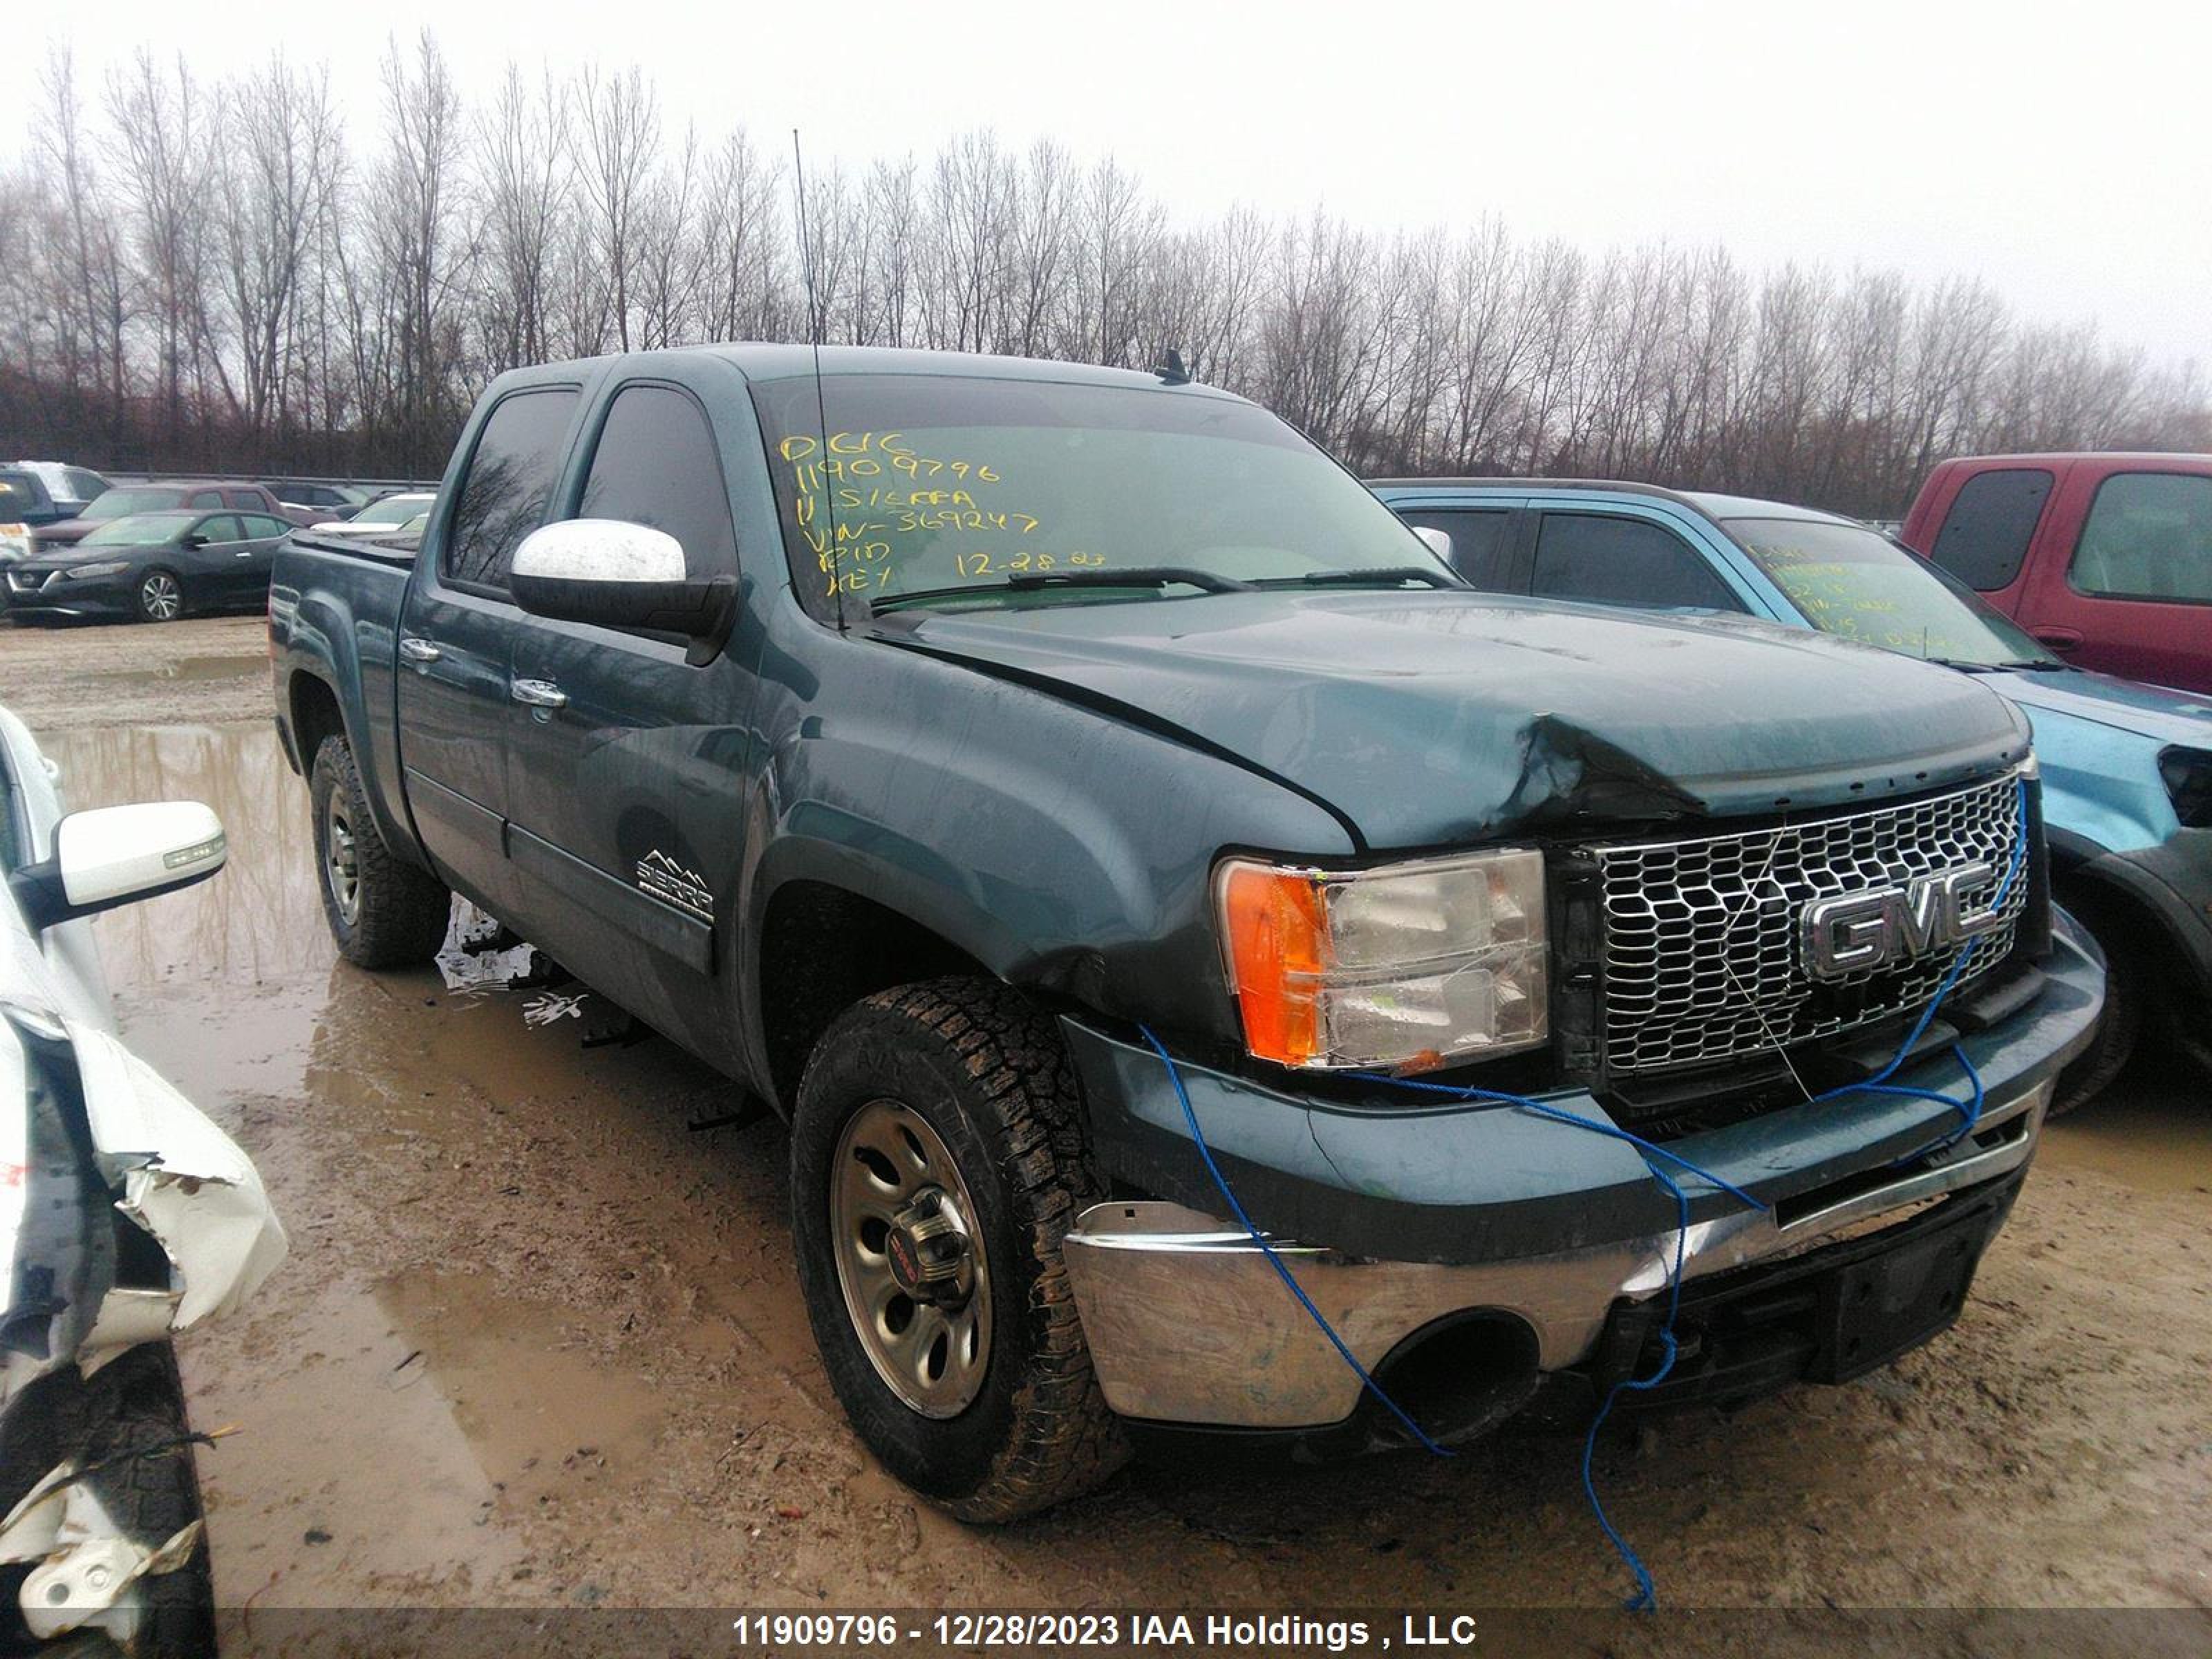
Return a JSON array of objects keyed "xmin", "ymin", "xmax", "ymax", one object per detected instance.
[{"xmin": 67, "ymin": 1030, "xmax": 287, "ymax": 1359}]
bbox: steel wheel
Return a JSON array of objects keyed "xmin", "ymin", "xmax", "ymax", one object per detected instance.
[
  {"xmin": 323, "ymin": 789, "xmax": 362, "ymax": 926},
  {"xmin": 138, "ymin": 570, "xmax": 182, "ymax": 621},
  {"xmin": 830, "ymin": 1097, "xmax": 992, "ymax": 1418}
]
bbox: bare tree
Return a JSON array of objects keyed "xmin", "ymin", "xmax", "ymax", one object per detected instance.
[
  {"xmin": 577, "ymin": 64, "xmax": 661, "ymax": 351},
  {"xmin": 2, "ymin": 40, "xmax": 2204, "ymax": 512}
]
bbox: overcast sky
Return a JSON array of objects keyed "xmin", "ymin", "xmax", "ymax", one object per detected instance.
[{"xmin": 17, "ymin": 1, "xmax": 2208, "ymax": 367}]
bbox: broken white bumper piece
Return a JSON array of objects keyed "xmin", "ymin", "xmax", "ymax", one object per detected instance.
[
  {"xmin": 0, "ymin": 1465, "xmax": 203, "ymax": 1643},
  {"xmin": 71, "ymin": 1027, "xmax": 288, "ymax": 1362}
]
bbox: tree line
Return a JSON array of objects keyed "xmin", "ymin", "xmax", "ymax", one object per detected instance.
[{"xmin": 3, "ymin": 34, "xmax": 2204, "ymax": 514}]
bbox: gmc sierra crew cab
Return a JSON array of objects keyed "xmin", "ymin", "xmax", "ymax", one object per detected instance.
[{"xmin": 268, "ymin": 345, "xmax": 2102, "ymax": 1522}]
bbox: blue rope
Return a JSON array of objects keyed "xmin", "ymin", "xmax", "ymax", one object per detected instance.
[
  {"xmin": 1137, "ymin": 1023, "xmax": 1763, "ymax": 1609},
  {"xmin": 1343, "ymin": 1067, "xmax": 1759, "ymax": 1610},
  {"xmin": 1136, "ymin": 1024, "xmax": 1456, "ymax": 1456},
  {"xmin": 1138, "ymin": 776, "xmax": 2029, "ymax": 1609},
  {"xmin": 1809, "ymin": 776, "xmax": 2030, "ymax": 1165}
]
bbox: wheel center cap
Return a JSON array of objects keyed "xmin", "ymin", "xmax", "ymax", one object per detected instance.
[{"xmin": 885, "ymin": 1188, "xmax": 969, "ymax": 1304}]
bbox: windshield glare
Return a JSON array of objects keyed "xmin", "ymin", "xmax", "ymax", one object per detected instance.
[
  {"xmin": 353, "ymin": 494, "xmax": 430, "ymax": 525},
  {"xmin": 86, "ymin": 487, "xmax": 180, "ymax": 521},
  {"xmin": 749, "ymin": 374, "xmax": 1443, "ymax": 612},
  {"xmin": 82, "ymin": 515, "xmax": 189, "ymax": 547},
  {"xmin": 1725, "ymin": 516, "xmax": 2056, "ymax": 668}
]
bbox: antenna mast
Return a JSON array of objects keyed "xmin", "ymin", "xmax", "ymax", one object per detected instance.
[{"xmin": 791, "ymin": 129, "xmax": 847, "ymax": 633}]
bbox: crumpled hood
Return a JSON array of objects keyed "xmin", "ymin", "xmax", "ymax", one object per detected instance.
[
  {"xmin": 1994, "ymin": 666, "xmax": 2212, "ymax": 748},
  {"xmin": 881, "ymin": 591, "xmax": 2030, "ymax": 849}
]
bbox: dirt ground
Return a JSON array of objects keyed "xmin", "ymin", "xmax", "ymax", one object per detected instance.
[{"xmin": 2, "ymin": 616, "xmax": 2208, "ymax": 1653}]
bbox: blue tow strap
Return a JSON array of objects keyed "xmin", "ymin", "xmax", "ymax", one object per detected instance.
[{"xmin": 1138, "ymin": 776, "xmax": 2030, "ymax": 1610}]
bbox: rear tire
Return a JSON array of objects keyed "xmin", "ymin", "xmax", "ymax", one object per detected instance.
[
  {"xmin": 789, "ymin": 978, "xmax": 1127, "ymax": 1521},
  {"xmin": 133, "ymin": 568, "xmax": 184, "ymax": 623},
  {"xmin": 310, "ymin": 735, "xmax": 451, "ymax": 968},
  {"xmin": 2052, "ymin": 900, "xmax": 2141, "ymax": 1116}
]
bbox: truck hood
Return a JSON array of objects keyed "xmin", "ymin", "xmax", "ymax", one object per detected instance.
[
  {"xmin": 1993, "ymin": 666, "xmax": 2212, "ymax": 748},
  {"xmin": 878, "ymin": 590, "xmax": 2030, "ymax": 850}
]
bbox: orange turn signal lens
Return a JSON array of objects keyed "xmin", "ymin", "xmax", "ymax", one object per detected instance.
[{"xmin": 1216, "ymin": 862, "xmax": 1329, "ymax": 1067}]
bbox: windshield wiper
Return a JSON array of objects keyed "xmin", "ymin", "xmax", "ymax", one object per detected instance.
[
  {"xmin": 1924, "ymin": 656, "xmax": 2072, "ymax": 674},
  {"xmin": 1266, "ymin": 565, "xmax": 1467, "ymax": 590},
  {"xmin": 870, "ymin": 566, "xmax": 1253, "ymax": 615}
]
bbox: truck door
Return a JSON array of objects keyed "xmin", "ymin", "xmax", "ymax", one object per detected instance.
[
  {"xmin": 498, "ymin": 377, "xmax": 760, "ymax": 1067},
  {"xmin": 2025, "ymin": 465, "xmax": 2212, "ymax": 694},
  {"xmin": 393, "ymin": 384, "xmax": 582, "ymax": 914},
  {"xmin": 1915, "ymin": 465, "xmax": 2053, "ymax": 627},
  {"xmin": 1521, "ymin": 505, "xmax": 1752, "ymax": 615}
]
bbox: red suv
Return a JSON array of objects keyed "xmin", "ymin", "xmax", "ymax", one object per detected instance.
[{"xmin": 1903, "ymin": 454, "xmax": 2212, "ymax": 695}]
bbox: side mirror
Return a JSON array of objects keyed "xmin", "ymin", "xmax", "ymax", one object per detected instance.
[
  {"xmin": 9, "ymin": 802, "xmax": 227, "ymax": 930},
  {"xmin": 182, "ymin": 533, "xmax": 209, "ymax": 549},
  {"xmin": 509, "ymin": 520, "xmax": 736, "ymax": 665},
  {"xmin": 1410, "ymin": 525, "xmax": 1454, "ymax": 561}
]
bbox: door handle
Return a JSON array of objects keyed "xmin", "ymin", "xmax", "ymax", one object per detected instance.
[
  {"xmin": 2031, "ymin": 627, "xmax": 2083, "ymax": 652},
  {"xmin": 510, "ymin": 677, "xmax": 568, "ymax": 709},
  {"xmin": 398, "ymin": 636, "xmax": 442, "ymax": 664}
]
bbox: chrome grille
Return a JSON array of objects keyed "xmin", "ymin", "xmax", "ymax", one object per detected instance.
[{"xmin": 1591, "ymin": 774, "xmax": 2028, "ymax": 1074}]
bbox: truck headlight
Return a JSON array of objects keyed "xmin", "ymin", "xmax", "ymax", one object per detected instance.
[
  {"xmin": 64, "ymin": 561, "xmax": 129, "ymax": 579},
  {"xmin": 2161, "ymin": 746, "xmax": 2211, "ymax": 829},
  {"xmin": 1214, "ymin": 849, "xmax": 1548, "ymax": 1072}
]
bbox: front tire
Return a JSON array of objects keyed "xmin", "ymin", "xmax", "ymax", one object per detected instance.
[
  {"xmin": 134, "ymin": 568, "xmax": 184, "ymax": 622},
  {"xmin": 790, "ymin": 979, "xmax": 1127, "ymax": 1521},
  {"xmin": 310, "ymin": 735, "xmax": 452, "ymax": 968}
]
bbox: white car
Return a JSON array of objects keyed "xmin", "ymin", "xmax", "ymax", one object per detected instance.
[
  {"xmin": 0, "ymin": 705, "xmax": 285, "ymax": 1650},
  {"xmin": 306, "ymin": 491, "xmax": 436, "ymax": 538}
]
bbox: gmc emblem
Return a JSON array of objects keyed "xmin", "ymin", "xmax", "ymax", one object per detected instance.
[{"xmin": 1800, "ymin": 863, "xmax": 2005, "ymax": 980}]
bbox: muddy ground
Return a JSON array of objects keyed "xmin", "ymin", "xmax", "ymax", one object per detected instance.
[{"xmin": 2, "ymin": 617, "xmax": 2207, "ymax": 1653}]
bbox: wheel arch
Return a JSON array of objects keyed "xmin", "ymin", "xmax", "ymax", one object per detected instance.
[{"xmin": 747, "ymin": 873, "xmax": 997, "ymax": 1116}]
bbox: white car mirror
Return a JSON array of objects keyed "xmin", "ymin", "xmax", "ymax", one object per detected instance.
[
  {"xmin": 10, "ymin": 802, "xmax": 227, "ymax": 929},
  {"xmin": 1410, "ymin": 525, "xmax": 1454, "ymax": 561},
  {"xmin": 509, "ymin": 519, "xmax": 737, "ymax": 663}
]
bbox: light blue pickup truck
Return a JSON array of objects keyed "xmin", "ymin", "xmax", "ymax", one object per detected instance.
[{"xmin": 1374, "ymin": 480, "xmax": 2212, "ymax": 1109}]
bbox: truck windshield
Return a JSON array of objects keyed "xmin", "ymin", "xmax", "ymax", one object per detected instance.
[
  {"xmin": 749, "ymin": 373, "xmax": 1446, "ymax": 614},
  {"xmin": 83, "ymin": 487, "xmax": 181, "ymax": 521},
  {"xmin": 1725, "ymin": 516, "xmax": 2061, "ymax": 670}
]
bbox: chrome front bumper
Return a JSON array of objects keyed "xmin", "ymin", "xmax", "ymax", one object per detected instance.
[{"xmin": 1061, "ymin": 1078, "xmax": 2050, "ymax": 1430}]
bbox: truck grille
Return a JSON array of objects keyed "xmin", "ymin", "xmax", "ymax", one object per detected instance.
[{"xmin": 1591, "ymin": 774, "xmax": 2028, "ymax": 1074}]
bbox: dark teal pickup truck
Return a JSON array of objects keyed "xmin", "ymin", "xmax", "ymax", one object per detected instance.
[{"xmin": 269, "ymin": 346, "xmax": 2101, "ymax": 1522}]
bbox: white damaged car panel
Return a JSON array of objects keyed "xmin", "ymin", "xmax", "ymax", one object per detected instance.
[
  {"xmin": 0, "ymin": 700, "xmax": 284, "ymax": 1644},
  {"xmin": 71, "ymin": 1027, "xmax": 286, "ymax": 1353}
]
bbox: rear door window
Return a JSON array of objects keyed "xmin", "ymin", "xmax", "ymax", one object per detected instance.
[
  {"xmin": 443, "ymin": 388, "xmax": 581, "ymax": 590},
  {"xmin": 1394, "ymin": 508, "xmax": 1514, "ymax": 590},
  {"xmin": 576, "ymin": 384, "xmax": 738, "ymax": 578},
  {"xmin": 1927, "ymin": 469, "xmax": 2052, "ymax": 590},
  {"xmin": 1530, "ymin": 512, "xmax": 1743, "ymax": 611},
  {"xmin": 2069, "ymin": 472, "xmax": 2212, "ymax": 603}
]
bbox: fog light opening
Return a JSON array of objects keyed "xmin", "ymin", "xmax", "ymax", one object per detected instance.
[{"xmin": 1367, "ymin": 1311, "xmax": 1541, "ymax": 1448}]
